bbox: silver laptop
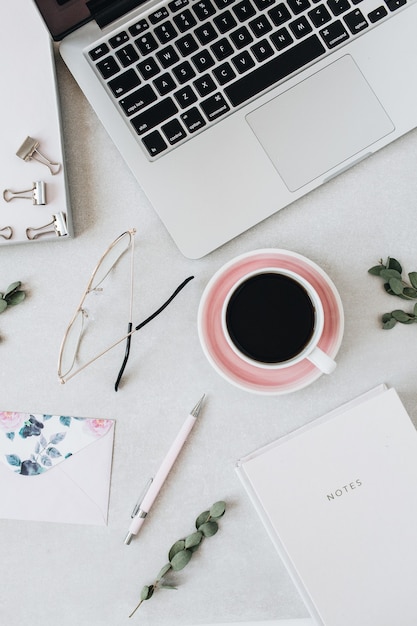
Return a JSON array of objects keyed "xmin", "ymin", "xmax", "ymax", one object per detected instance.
[{"xmin": 34, "ymin": 0, "xmax": 417, "ymax": 258}]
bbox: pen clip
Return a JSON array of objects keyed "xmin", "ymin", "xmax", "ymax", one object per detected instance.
[{"xmin": 131, "ymin": 477, "xmax": 153, "ymax": 518}]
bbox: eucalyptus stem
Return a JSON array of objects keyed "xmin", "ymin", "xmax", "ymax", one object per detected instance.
[{"xmin": 129, "ymin": 501, "xmax": 226, "ymax": 618}]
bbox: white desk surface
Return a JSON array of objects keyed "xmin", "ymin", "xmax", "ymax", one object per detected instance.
[{"xmin": 1, "ymin": 47, "xmax": 417, "ymax": 626}]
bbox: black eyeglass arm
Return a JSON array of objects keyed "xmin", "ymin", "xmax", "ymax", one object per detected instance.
[{"xmin": 114, "ymin": 276, "xmax": 194, "ymax": 391}]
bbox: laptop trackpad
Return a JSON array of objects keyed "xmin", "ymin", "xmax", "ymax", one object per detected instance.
[{"xmin": 246, "ymin": 55, "xmax": 394, "ymax": 192}]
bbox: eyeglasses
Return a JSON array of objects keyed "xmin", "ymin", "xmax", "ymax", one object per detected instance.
[{"xmin": 58, "ymin": 229, "xmax": 194, "ymax": 390}]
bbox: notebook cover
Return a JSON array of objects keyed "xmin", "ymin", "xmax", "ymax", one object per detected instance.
[{"xmin": 236, "ymin": 386, "xmax": 417, "ymax": 626}]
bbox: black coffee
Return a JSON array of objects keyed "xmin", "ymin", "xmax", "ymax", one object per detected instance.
[{"xmin": 225, "ymin": 273, "xmax": 316, "ymax": 364}]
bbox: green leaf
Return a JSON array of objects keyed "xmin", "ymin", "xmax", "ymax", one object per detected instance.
[
  {"xmin": 6, "ymin": 291, "xmax": 25, "ymax": 306},
  {"xmin": 195, "ymin": 510, "xmax": 210, "ymax": 530},
  {"xmin": 414, "ymin": 303, "xmax": 417, "ymax": 317},
  {"xmin": 170, "ymin": 549, "xmax": 193, "ymax": 571},
  {"xmin": 159, "ymin": 584, "xmax": 177, "ymax": 590},
  {"xmin": 408, "ymin": 272, "xmax": 417, "ymax": 289},
  {"xmin": 6, "ymin": 454, "xmax": 21, "ymax": 467},
  {"xmin": 140, "ymin": 585, "xmax": 154, "ymax": 601},
  {"xmin": 4, "ymin": 281, "xmax": 21, "ymax": 297},
  {"xmin": 209, "ymin": 501, "xmax": 226, "ymax": 519},
  {"xmin": 168, "ymin": 540, "xmax": 185, "ymax": 562},
  {"xmin": 389, "ymin": 277, "xmax": 406, "ymax": 295},
  {"xmin": 199, "ymin": 521, "xmax": 218, "ymax": 537},
  {"xmin": 0, "ymin": 299, "xmax": 8, "ymax": 314},
  {"xmin": 391, "ymin": 310, "xmax": 411, "ymax": 322},
  {"xmin": 156, "ymin": 563, "xmax": 172, "ymax": 581},
  {"xmin": 402, "ymin": 287, "xmax": 417, "ymax": 299},
  {"xmin": 380, "ymin": 269, "xmax": 402, "ymax": 281},
  {"xmin": 387, "ymin": 257, "xmax": 402, "ymax": 273},
  {"xmin": 368, "ymin": 265, "xmax": 384, "ymax": 276},
  {"xmin": 382, "ymin": 318, "xmax": 397, "ymax": 329},
  {"xmin": 185, "ymin": 531, "xmax": 203, "ymax": 550}
]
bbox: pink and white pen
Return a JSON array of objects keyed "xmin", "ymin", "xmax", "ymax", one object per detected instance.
[{"xmin": 124, "ymin": 395, "xmax": 205, "ymax": 545}]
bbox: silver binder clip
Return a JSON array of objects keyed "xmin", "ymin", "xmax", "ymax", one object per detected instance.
[
  {"xmin": 0, "ymin": 226, "xmax": 13, "ymax": 240},
  {"xmin": 3, "ymin": 181, "xmax": 47, "ymax": 205},
  {"xmin": 16, "ymin": 136, "xmax": 61, "ymax": 175},
  {"xmin": 26, "ymin": 212, "xmax": 68, "ymax": 240}
]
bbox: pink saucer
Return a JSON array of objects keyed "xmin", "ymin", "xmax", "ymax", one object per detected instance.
[{"xmin": 198, "ymin": 249, "xmax": 344, "ymax": 395}]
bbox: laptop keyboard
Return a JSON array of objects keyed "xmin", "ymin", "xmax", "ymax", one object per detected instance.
[{"xmin": 87, "ymin": 0, "xmax": 408, "ymax": 159}]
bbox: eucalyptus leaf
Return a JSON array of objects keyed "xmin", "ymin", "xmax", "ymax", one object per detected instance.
[
  {"xmin": 168, "ymin": 539, "xmax": 185, "ymax": 561},
  {"xmin": 380, "ymin": 269, "xmax": 402, "ymax": 281},
  {"xmin": 199, "ymin": 521, "xmax": 218, "ymax": 537},
  {"xmin": 185, "ymin": 531, "xmax": 203, "ymax": 549},
  {"xmin": 368, "ymin": 265, "xmax": 384, "ymax": 276},
  {"xmin": 140, "ymin": 585, "xmax": 154, "ymax": 601},
  {"xmin": 402, "ymin": 287, "xmax": 417, "ymax": 299},
  {"xmin": 209, "ymin": 501, "xmax": 226, "ymax": 519},
  {"xmin": 156, "ymin": 563, "xmax": 172, "ymax": 581},
  {"xmin": 195, "ymin": 510, "xmax": 210, "ymax": 529},
  {"xmin": 382, "ymin": 318, "xmax": 397, "ymax": 329},
  {"xmin": 4, "ymin": 281, "xmax": 21, "ymax": 297},
  {"xmin": 0, "ymin": 300, "xmax": 8, "ymax": 314},
  {"xmin": 409, "ymin": 272, "xmax": 417, "ymax": 290},
  {"xmin": 389, "ymin": 277, "xmax": 405, "ymax": 295},
  {"xmin": 391, "ymin": 310, "xmax": 412, "ymax": 322},
  {"xmin": 6, "ymin": 291, "xmax": 25, "ymax": 306},
  {"xmin": 387, "ymin": 257, "xmax": 402, "ymax": 273},
  {"xmin": 170, "ymin": 549, "xmax": 192, "ymax": 571}
]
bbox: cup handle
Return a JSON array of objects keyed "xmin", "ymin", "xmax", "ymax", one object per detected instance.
[{"xmin": 306, "ymin": 346, "xmax": 337, "ymax": 374}]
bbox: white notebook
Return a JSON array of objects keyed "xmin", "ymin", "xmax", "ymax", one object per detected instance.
[
  {"xmin": 0, "ymin": 0, "xmax": 71, "ymax": 246},
  {"xmin": 236, "ymin": 385, "xmax": 417, "ymax": 626}
]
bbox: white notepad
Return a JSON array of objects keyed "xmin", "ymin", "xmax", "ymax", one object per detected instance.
[
  {"xmin": 236, "ymin": 386, "xmax": 417, "ymax": 626},
  {"xmin": 0, "ymin": 0, "xmax": 71, "ymax": 246}
]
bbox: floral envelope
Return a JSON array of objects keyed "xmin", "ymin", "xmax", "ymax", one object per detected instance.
[{"xmin": 0, "ymin": 411, "xmax": 114, "ymax": 526}]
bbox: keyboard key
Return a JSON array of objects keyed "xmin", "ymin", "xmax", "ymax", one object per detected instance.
[
  {"xmin": 142, "ymin": 131, "xmax": 168, "ymax": 156},
  {"xmin": 137, "ymin": 57, "xmax": 160, "ymax": 79},
  {"xmin": 194, "ymin": 23, "xmax": 218, "ymax": 44},
  {"xmin": 109, "ymin": 32, "xmax": 129, "ymax": 48},
  {"xmin": 119, "ymin": 85, "xmax": 158, "ymax": 116},
  {"xmin": 248, "ymin": 14, "xmax": 273, "ymax": 36},
  {"xmin": 176, "ymin": 33, "xmax": 199, "ymax": 55},
  {"xmin": 230, "ymin": 25, "xmax": 254, "ymax": 48},
  {"xmin": 161, "ymin": 118, "xmax": 187, "ymax": 144},
  {"xmin": 268, "ymin": 3, "xmax": 291, "ymax": 25},
  {"xmin": 129, "ymin": 19, "xmax": 149, "ymax": 36},
  {"xmin": 174, "ymin": 85, "xmax": 198, "ymax": 107},
  {"xmin": 385, "ymin": 0, "xmax": 406, "ymax": 10},
  {"xmin": 108, "ymin": 68, "xmax": 141, "ymax": 97},
  {"xmin": 213, "ymin": 61, "xmax": 237, "ymax": 84},
  {"xmin": 233, "ymin": 0, "xmax": 257, "ymax": 21},
  {"xmin": 169, "ymin": 0, "xmax": 190, "ymax": 11},
  {"xmin": 211, "ymin": 38, "xmax": 234, "ymax": 60},
  {"xmin": 172, "ymin": 60, "xmax": 197, "ymax": 83},
  {"xmin": 153, "ymin": 72, "xmax": 177, "ymax": 95},
  {"xmin": 225, "ymin": 34, "xmax": 325, "ymax": 106},
  {"xmin": 253, "ymin": 0, "xmax": 275, "ymax": 8},
  {"xmin": 193, "ymin": 0, "xmax": 217, "ymax": 20},
  {"xmin": 214, "ymin": 10, "xmax": 238, "ymax": 32},
  {"xmin": 116, "ymin": 44, "xmax": 139, "ymax": 67},
  {"xmin": 181, "ymin": 107, "xmax": 207, "ymax": 132},
  {"xmin": 193, "ymin": 73, "xmax": 217, "ymax": 95},
  {"xmin": 135, "ymin": 33, "xmax": 159, "ymax": 55},
  {"xmin": 154, "ymin": 21, "xmax": 178, "ymax": 43},
  {"xmin": 200, "ymin": 93, "xmax": 231, "ymax": 121},
  {"xmin": 289, "ymin": 16, "xmax": 313, "ymax": 38},
  {"xmin": 156, "ymin": 45, "xmax": 180, "ymax": 68},
  {"xmin": 368, "ymin": 5, "xmax": 388, "ymax": 21},
  {"xmin": 89, "ymin": 43, "xmax": 109, "ymax": 61},
  {"xmin": 149, "ymin": 8, "xmax": 169, "ymax": 24},
  {"xmin": 173, "ymin": 9, "xmax": 198, "ymax": 31},
  {"xmin": 319, "ymin": 19, "xmax": 349, "ymax": 46},
  {"xmin": 308, "ymin": 4, "xmax": 332, "ymax": 25},
  {"xmin": 287, "ymin": 0, "xmax": 311, "ymax": 13},
  {"xmin": 270, "ymin": 27, "xmax": 293, "ymax": 49},
  {"xmin": 232, "ymin": 50, "xmax": 255, "ymax": 72},
  {"xmin": 343, "ymin": 8, "xmax": 368, "ymax": 31},
  {"xmin": 251, "ymin": 38, "xmax": 274, "ymax": 60},
  {"xmin": 327, "ymin": 0, "xmax": 351, "ymax": 14},
  {"xmin": 96, "ymin": 56, "xmax": 120, "ymax": 79},
  {"xmin": 191, "ymin": 49, "xmax": 216, "ymax": 71},
  {"xmin": 131, "ymin": 98, "xmax": 179, "ymax": 134}
]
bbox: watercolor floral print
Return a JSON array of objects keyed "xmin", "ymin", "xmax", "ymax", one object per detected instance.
[{"xmin": 0, "ymin": 412, "xmax": 113, "ymax": 476}]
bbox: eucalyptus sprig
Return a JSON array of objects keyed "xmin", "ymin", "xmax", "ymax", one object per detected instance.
[
  {"xmin": 0, "ymin": 282, "xmax": 26, "ymax": 314},
  {"xmin": 129, "ymin": 500, "xmax": 226, "ymax": 618},
  {"xmin": 368, "ymin": 257, "xmax": 417, "ymax": 329}
]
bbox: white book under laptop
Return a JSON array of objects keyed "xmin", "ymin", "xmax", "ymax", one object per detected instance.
[
  {"xmin": 236, "ymin": 385, "xmax": 417, "ymax": 626},
  {"xmin": 32, "ymin": 0, "xmax": 417, "ymax": 257}
]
